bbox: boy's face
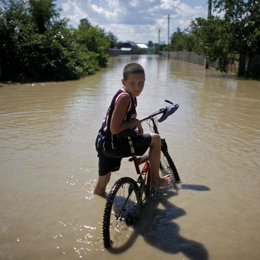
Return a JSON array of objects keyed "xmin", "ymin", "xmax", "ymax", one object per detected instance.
[{"xmin": 122, "ymin": 73, "xmax": 145, "ymax": 97}]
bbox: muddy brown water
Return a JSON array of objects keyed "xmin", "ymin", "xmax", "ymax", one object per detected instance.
[{"xmin": 1, "ymin": 55, "xmax": 260, "ymax": 259}]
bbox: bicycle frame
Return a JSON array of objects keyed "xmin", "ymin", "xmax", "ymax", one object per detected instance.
[
  {"xmin": 128, "ymin": 116, "xmax": 167, "ymax": 205},
  {"xmin": 129, "ymin": 103, "xmax": 180, "ymax": 186}
]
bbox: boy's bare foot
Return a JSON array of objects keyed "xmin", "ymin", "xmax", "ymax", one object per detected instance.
[
  {"xmin": 94, "ymin": 173, "xmax": 111, "ymax": 197},
  {"xmin": 152, "ymin": 174, "xmax": 174, "ymax": 188},
  {"xmin": 93, "ymin": 187, "xmax": 106, "ymax": 197},
  {"xmin": 93, "ymin": 190, "xmax": 107, "ymax": 198}
]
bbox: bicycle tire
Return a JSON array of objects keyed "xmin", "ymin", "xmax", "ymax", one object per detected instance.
[
  {"xmin": 103, "ymin": 177, "xmax": 141, "ymax": 249},
  {"xmin": 160, "ymin": 138, "xmax": 181, "ymax": 183}
]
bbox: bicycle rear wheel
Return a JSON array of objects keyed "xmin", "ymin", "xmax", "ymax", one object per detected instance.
[
  {"xmin": 160, "ymin": 138, "xmax": 181, "ymax": 183},
  {"xmin": 103, "ymin": 177, "xmax": 141, "ymax": 249}
]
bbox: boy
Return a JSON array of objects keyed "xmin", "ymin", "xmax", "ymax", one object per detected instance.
[{"xmin": 94, "ymin": 63, "xmax": 173, "ymax": 196}]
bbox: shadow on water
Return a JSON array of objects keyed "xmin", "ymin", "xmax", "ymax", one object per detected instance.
[
  {"xmin": 108, "ymin": 184, "xmax": 210, "ymax": 259},
  {"xmin": 179, "ymin": 184, "xmax": 210, "ymax": 192}
]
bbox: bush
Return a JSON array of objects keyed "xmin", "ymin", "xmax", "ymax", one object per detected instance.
[{"xmin": 0, "ymin": 0, "xmax": 110, "ymax": 82}]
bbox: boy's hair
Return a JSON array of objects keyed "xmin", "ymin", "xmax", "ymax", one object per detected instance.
[{"xmin": 123, "ymin": 63, "xmax": 145, "ymax": 80}]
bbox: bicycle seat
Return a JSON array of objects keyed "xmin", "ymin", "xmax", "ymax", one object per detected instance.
[{"xmin": 158, "ymin": 103, "xmax": 179, "ymax": 122}]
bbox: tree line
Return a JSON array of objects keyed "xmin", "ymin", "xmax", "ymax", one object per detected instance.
[
  {"xmin": 1, "ymin": 0, "xmax": 259, "ymax": 81},
  {"xmin": 169, "ymin": 0, "xmax": 260, "ymax": 79},
  {"xmin": 0, "ymin": 0, "xmax": 118, "ymax": 81}
]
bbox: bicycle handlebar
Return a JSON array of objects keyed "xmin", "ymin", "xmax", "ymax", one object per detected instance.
[
  {"xmin": 140, "ymin": 100, "xmax": 179, "ymax": 123},
  {"xmin": 116, "ymin": 100, "xmax": 179, "ymax": 139}
]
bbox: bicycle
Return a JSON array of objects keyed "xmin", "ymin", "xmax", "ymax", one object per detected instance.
[{"xmin": 102, "ymin": 100, "xmax": 180, "ymax": 249}]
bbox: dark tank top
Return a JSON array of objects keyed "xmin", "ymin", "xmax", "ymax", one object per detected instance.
[{"xmin": 99, "ymin": 88, "xmax": 137, "ymax": 139}]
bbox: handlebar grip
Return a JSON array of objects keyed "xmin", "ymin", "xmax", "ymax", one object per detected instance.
[{"xmin": 158, "ymin": 104, "xmax": 179, "ymax": 122}]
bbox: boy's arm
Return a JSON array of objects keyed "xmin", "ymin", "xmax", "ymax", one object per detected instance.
[{"xmin": 110, "ymin": 94, "xmax": 141, "ymax": 134}]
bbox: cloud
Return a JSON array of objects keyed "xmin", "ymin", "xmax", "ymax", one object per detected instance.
[
  {"xmin": 91, "ymin": 4, "xmax": 119, "ymax": 19},
  {"xmin": 160, "ymin": 0, "xmax": 180, "ymax": 9},
  {"xmin": 129, "ymin": 0, "xmax": 139, "ymax": 7},
  {"xmin": 60, "ymin": 0, "xmax": 88, "ymax": 25},
  {"xmin": 57, "ymin": 0, "xmax": 207, "ymax": 43}
]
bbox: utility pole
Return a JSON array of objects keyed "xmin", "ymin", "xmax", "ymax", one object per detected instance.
[
  {"xmin": 167, "ymin": 14, "xmax": 170, "ymax": 57},
  {"xmin": 167, "ymin": 14, "xmax": 170, "ymax": 46},
  {"xmin": 158, "ymin": 28, "xmax": 161, "ymax": 52},
  {"xmin": 208, "ymin": 0, "xmax": 212, "ymax": 18},
  {"xmin": 205, "ymin": 0, "xmax": 212, "ymax": 69}
]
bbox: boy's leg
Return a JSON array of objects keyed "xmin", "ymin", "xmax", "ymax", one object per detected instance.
[
  {"xmin": 94, "ymin": 172, "xmax": 111, "ymax": 196},
  {"xmin": 94, "ymin": 153, "xmax": 122, "ymax": 196},
  {"xmin": 149, "ymin": 133, "xmax": 173, "ymax": 187}
]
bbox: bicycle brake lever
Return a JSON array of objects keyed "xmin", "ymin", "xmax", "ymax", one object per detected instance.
[{"xmin": 165, "ymin": 100, "xmax": 173, "ymax": 105}]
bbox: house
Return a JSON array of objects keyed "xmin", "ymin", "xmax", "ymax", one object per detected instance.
[
  {"xmin": 120, "ymin": 41, "xmax": 141, "ymax": 54},
  {"xmin": 137, "ymin": 43, "xmax": 148, "ymax": 54},
  {"xmin": 107, "ymin": 41, "xmax": 153, "ymax": 56}
]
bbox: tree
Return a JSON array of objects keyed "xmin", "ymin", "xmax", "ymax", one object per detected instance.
[
  {"xmin": 29, "ymin": 0, "xmax": 58, "ymax": 33},
  {"xmin": 78, "ymin": 18, "xmax": 91, "ymax": 30},
  {"xmin": 0, "ymin": 0, "xmax": 31, "ymax": 79},
  {"xmin": 107, "ymin": 31, "xmax": 118, "ymax": 48},
  {"xmin": 75, "ymin": 18, "xmax": 110, "ymax": 67},
  {"xmin": 190, "ymin": 17, "xmax": 236, "ymax": 72},
  {"xmin": 0, "ymin": 1, "xmax": 112, "ymax": 81},
  {"xmin": 186, "ymin": 0, "xmax": 260, "ymax": 77},
  {"xmin": 170, "ymin": 28, "xmax": 192, "ymax": 51},
  {"xmin": 212, "ymin": 0, "xmax": 260, "ymax": 77}
]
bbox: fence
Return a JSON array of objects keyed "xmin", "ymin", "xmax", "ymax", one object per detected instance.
[
  {"xmin": 161, "ymin": 51, "xmax": 240, "ymax": 74},
  {"xmin": 161, "ymin": 51, "xmax": 206, "ymax": 66}
]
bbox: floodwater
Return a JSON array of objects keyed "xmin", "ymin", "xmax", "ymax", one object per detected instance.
[{"xmin": 0, "ymin": 55, "xmax": 259, "ymax": 260}]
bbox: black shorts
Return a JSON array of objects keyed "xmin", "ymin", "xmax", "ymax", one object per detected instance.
[{"xmin": 96, "ymin": 133, "xmax": 151, "ymax": 176}]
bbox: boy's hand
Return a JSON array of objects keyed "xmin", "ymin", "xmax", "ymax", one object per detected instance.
[
  {"xmin": 133, "ymin": 119, "xmax": 143, "ymax": 135},
  {"xmin": 137, "ymin": 122, "xmax": 144, "ymax": 135}
]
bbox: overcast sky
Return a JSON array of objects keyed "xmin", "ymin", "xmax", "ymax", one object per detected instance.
[{"xmin": 56, "ymin": 0, "xmax": 209, "ymax": 43}]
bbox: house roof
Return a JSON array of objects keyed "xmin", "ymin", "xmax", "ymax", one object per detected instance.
[{"xmin": 137, "ymin": 43, "xmax": 148, "ymax": 49}]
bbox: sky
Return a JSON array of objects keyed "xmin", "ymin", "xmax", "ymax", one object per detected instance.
[{"xmin": 56, "ymin": 0, "xmax": 209, "ymax": 44}]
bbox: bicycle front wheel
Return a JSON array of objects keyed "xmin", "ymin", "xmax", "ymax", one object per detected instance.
[{"xmin": 103, "ymin": 177, "xmax": 141, "ymax": 249}]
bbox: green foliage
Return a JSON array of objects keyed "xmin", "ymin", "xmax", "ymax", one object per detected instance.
[
  {"xmin": 212, "ymin": 0, "xmax": 260, "ymax": 55},
  {"xmin": 15, "ymin": 26, "xmax": 99, "ymax": 81},
  {"xmin": 171, "ymin": 0, "xmax": 260, "ymax": 77},
  {"xmin": 170, "ymin": 28, "xmax": 193, "ymax": 52},
  {"xmin": 29, "ymin": 0, "xmax": 58, "ymax": 33},
  {"xmin": 190, "ymin": 17, "xmax": 237, "ymax": 72},
  {"xmin": 75, "ymin": 18, "xmax": 110, "ymax": 68},
  {"xmin": 0, "ymin": 0, "xmax": 112, "ymax": 81},
  {"xmin": 107, "ymin": 31, "xmax": 118, "ymax": 48},
  {"xmin": 211, "ymin": 0, "xmax": 259, "ymax": 77}
]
